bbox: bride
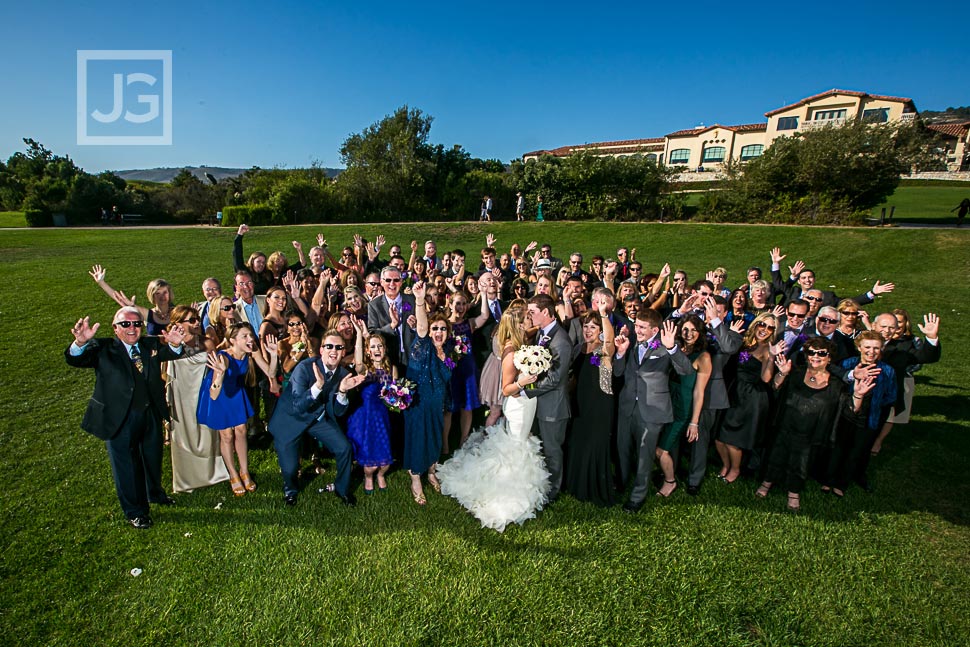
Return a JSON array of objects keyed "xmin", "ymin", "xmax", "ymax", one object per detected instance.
[{"xmin": 436, "ymin": 304, "xmax": 551, "ymax": 532}]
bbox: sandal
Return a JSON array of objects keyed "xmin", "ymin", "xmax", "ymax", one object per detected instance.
[
  {"xmin": 411, "ymin": 483, "xmax": 426, "ymax": 506},
  {"xmin": 241, "ymin": 473, "xmax": 257, "ymax": 493},
  {"xmin": 230, "ymin": 477, "xmax": 246, "ymax": 497},
  {"xmin": 428, "ymin": 472, "xmax": 441, "ymax": 494},
  {"xmin": 657, "ymin": 479, "xmax": 678, "ymax": 498},
  {"xmin": 756, "ymin": 482, "xmax": 772, "ymax": 498},
  {"xmin": 787, "ymin": 493, "xmax": 800, "ymax": 512}
]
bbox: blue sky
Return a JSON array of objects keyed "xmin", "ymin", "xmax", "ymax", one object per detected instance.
[{"xmin": 0, "ymin": 1, "xmax": 965, "ymax": 173}]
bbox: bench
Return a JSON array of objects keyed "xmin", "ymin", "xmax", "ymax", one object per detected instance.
[
  {"xmin": 197, "ymin": 214, "xmax": 217, "ymax": 226},
  {"xmin": 121, "ymin": 213, "xmax": 146, "ymax": 225}
]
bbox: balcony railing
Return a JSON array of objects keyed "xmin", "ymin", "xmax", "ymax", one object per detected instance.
[{"xmin": 801, "ymin": 118, "xmax": 846, "ymax": 131}]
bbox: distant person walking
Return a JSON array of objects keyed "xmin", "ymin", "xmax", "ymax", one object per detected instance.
[
  {"xmin": 952, "ymin": 198, "xmax": 970, "ymax": 227},
  {"xmin": 516, "ymin": 192, "xmax": 525, "ymax": 222},
  {"xmin": 536, "ymin": 195, "xmax": 544, "ymax": 222}
]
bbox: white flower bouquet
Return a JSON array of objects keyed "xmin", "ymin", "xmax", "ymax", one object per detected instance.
[{"xmin": 513, "ymin": 345, "xmax": 553, "ymax": 382}]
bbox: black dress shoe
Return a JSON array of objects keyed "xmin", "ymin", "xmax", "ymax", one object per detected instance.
[
  {"xmin": 284, "ymin": 494, "xmax": 298, "ymax": 507},
  {"xmin": 128, "ymin": 515, "xmax": 153, "ymax": 529},
  {"xmin": 336, "ymin": 492, "xmax": 357, "ymax": 507},
  {"xmin": 686, "ymin": 484, "xmax": 700, "ymax": 496},
  {"xmin": 622, "ymin": 500, "xmax": 644, "ymax": 514},
  {"xmin": 152, "ymin": 495, "xmax": 176, "ymax": 506}
]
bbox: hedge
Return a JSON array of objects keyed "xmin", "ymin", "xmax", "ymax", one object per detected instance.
[
  {"xmin": 25, "ymin": 209, "xmax": 52, "ymax": 227},
  {"xmin": 221, "ymin": 204, "xmax": 279, "ymax": 227}
]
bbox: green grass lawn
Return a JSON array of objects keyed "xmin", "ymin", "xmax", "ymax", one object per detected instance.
[
  {"xmin": 2, "ymin": 222, "xmax": 969, "ymax": 646},
  {"xmin": 0, "ymin": 210, "xmax": 26, "ymax": 227},
  {"xmin": 872, "ymin": 184, "xmax": 970, "ymax": 224}
]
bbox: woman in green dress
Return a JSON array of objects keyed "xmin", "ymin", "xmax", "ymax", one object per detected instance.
[
  {"xmin": 656, "ymin": 314, "xmax": 711, "ymax": 497},
  {"xmin": 536, "ymin": 195, "xmax": 544, "ymax": 222}
]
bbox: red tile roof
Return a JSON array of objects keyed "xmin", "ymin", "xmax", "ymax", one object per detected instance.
[
  {"xmin": 765, "ymin": 89, "xmax": 916, "ymax": 117},
  {"xmin": 927, "ymin": 121, "xmax": 970, "ymax": 138},
  {"xmin": 523, "ymin": 137, "xmax": 665, "ymax": 158},
  {"xmin": 666, "ymin": 123, "xmax": 767, "ymax": 137}
]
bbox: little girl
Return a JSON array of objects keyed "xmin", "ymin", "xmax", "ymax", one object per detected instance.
[
  {"xmin": 198, "ymin": 323, "xmax": 279, "ymax": 496},
  {"xmin": 347, "ymin": 317, "xmax": 395, "ymax": 493}
]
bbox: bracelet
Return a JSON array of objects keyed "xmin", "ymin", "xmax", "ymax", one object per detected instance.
[
  {"xmin": 687, "ymin": 423, "xmax": 699, "ymax": 428},
  {"xmin": 211, "ymin": 382, "xmax": 222, "ymax": 389}
]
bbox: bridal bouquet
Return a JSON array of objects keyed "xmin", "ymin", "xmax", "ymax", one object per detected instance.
[
  {"xmin": 379, "ymin": 378, "xmax": 417, "ymax": 412},
  {"xmin": 514, "ymin": 345, "xmax": 553, "ymax": 387}
]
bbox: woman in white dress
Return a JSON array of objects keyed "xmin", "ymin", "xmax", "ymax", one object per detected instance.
[{"xmin": 436, "ymin": 305, "xmax": 551, "ymax": 532}]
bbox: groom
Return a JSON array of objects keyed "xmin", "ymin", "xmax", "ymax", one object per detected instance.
[
  {"xmin": 269, "ymin": 332, "xmax": 366, "ymax": 507},
  {"xmin": 525, "ymin": 294, "xmax": 573, "ymax": 502}
]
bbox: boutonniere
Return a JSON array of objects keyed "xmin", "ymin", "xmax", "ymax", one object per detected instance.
[
  {"xmin": 401, "ymin": 302, "xmax": 413, "ymax": 313},
  {"xmin": 150, "ymin": 349, "xmax": 158, "ymax": 358},
  {"xmin": 647, "ymin": 339, "xmax": 661, "ymax": 351},
  {"xmin": 795, "ymin": 332, "xmax": 808, "ymax": 344},
  {"xmin": 538, "ymin": 334, "xmax": 551, "ymax": 347},
  {"xmin": 589, "ymin": 353, "xmax": 602, "ymax": 367}
]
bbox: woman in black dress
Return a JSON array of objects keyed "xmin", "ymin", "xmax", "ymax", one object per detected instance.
[
  {"xmin": 565, "ymin": 307, "xmax": 616, "ymax": 506},
  {"xmin": 757, "ymin": 337, "xmax": 874, "ymax": 511}
]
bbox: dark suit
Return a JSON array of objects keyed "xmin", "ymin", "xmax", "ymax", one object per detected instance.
[
  {"xmin": 770, "ymin": 269, "xmax": 873, "ymax": 308},
  {"xmin": 614, "ymin": 336, "xmax": 694, "ymax": 505},
  {"xmin": 367, "ymin": 294, "xmax": 417, "ymax": 369},
  {"xmin": 469, "ymin": 297, "xmax": 506, "ymax": 369},
  {"xmin": 525, "ymin": 322, "xmax": 574, "ymax": 499},
  {"xmin": 269, "ymin": 358, "xmax": 353, "ymax": 498},
  {"xmin": 65, "ymin": 337, "xmax": 182, "ymax": 519}
]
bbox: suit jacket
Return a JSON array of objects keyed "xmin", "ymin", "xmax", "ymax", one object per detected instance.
[
  {"xmin": 614, "ymin": 337, "xmax": 694, "ymax": 425},
  {"xmin": 770, "ymin": 269, "xmax": 873, "ymax": 308},
  {"xmin": 704, "ymin": 320, "xmax": 743, "ymax": 411},
  {"xmin": 64, "ymin": 337, "xmax": 182, "ymax": 440},
  {"xmin": 234, "ymin": 295, "xmax": 266, "ymax": 328},
  {"xmin": 881, "ymin": 336, "xmax": 941, "ymax": 414},
  {"xmin": 268, "ymin": 358, "xmax": 350, "ymax": 443},
  {"xmin": 525, "ymin": 322, "xmax": 573, "ymax": 422},
  {"xmin": 469, "ymin": 297, "xmax": 506, "ymax": 368},
  {"xmin": 367, "ymin": 293, "xmax": 417, "ymax": 368}
]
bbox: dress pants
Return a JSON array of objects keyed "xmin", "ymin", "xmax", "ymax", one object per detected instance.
[
  {"xmin": 537, "ymin": 419, "xmax": 567, "ymax": 499},
  {"xmin": 827, "ymin": 417, "xmax": 876, "ymax": 490},
  {"xmin": 617, "ymin": 407, "xmax": 663, "ymax": 505},
  {"xmin": 275, "ymin": 422, "xmax": 352, "ymax": 497},
  {"xmin": 105, "ymin": 406, "xmax": 165, "ymax": 519},
  {"xmin": 687, "ymin": 409, "xmax": 718, "ymax": 488}
]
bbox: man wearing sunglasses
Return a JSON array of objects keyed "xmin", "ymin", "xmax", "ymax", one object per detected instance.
[
  {"xmin": 367, "ymin": 266, "xmax": 417, "ymax": 369},
  {"xmin": 269, "ymin": 332, "xmax": 366, "ymax": 507},
  {"xmin": 769, "ymin": 246, "xmax": 893, "ymax": 308},
  {"xmin": 65, "ymin": 306, "xmax": 187, "ymax": 529}
]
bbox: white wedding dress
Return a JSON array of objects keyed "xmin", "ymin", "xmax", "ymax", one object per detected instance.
[{"xmin": 436, "ymin": 394, "xmax": 550, "ymax": 532}]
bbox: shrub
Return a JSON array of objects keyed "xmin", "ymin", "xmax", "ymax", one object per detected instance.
[
  {"xmin": 24, "ymin": 209, "xmax": 52, "ymax": 227},
  {"xmin": 221, "ymin": 204, "xmax": 275, "ymax": 227}
]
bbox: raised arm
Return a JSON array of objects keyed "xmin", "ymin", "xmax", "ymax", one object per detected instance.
[
  {"xmin": 88, "ymin": 264, "xmax": 149, "ymax": 320},
  {"xmin": 233, "ymin": 225, "xmax": 249, "ymax": 272},
  {"xmin": 413, "ymin": 281, "xmax": 429, "ymax": 338}
]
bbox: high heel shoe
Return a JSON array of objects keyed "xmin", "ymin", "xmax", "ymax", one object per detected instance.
[
  {"xmin": 787, "ymin": 493, "xmax": 801, "ymax": 512},
  {"xmin": 230, "ymin": 477, "xmax": 246, "ymax": 497},
  {"xmin": 756, "ymin": 482, "xmax": 772, "ymax": 498},
  {"xmin": 657, "ymin": 479, "xmax": 678, "ymax": 498},
  {"xmin": 241, "ymin": 472, "xmax": 257, "ymax": 493},
  {"xmin": 411, "ymin": 484, "xmax": 426, "ymax": 506},
  {"xmin": 428, "ymin": 472, "xmax": 441, "ymax": 494}
]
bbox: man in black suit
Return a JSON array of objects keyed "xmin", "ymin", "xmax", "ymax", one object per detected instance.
[
  {"xmin": 769, "ymin": 246, "xmax": 893, "ymax": 308},
  {"xmin": 269, "ymin": 332, "xmax": 366, "ymax": 506},
  {"xmin": 469, "ymin": 272, "xmax": 506, "ymax": 369},
  {"xmin": 65, "ymin": 307, "xmax": 186, "ymax": 529},
  {"xmin": 367, "ymin": 266, "xmax": 417, "ymax": 370}
]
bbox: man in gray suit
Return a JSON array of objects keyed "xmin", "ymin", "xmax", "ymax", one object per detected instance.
[
  {"xmin": 685, "ymin": 296, "xmax": 744, "ymax": 495},
  {"xmin": 525, "ymin": 294, "xmax": 573, "ymax": 502},
  {"xmin": 614, "ymin": 308, "xmax": 694, "ymax": 512},
  {"xmin": 367, "ymin": 266, "xmax": 417, "ymax": 369}
]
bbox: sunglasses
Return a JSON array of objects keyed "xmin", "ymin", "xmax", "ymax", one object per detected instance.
[
  {"xmin": 383, "ymin": 278, "xmax": 402, "ymax": 283},
  {"xmin": 840, "ymin": 311, "xmax": 859, "ymax": 316},
  {"xmin": 805, "ymin": 349, "xmax": 830, "ymax": 357},
  {"xmin": 817, "ymin": 317, "xmax": 838, "ymax": 325},
  {"xmin": 430, "ymin": 326, "xmax": 448, "ymax": 332},
  {"xmin": 180, "ymin": 317, "xmax": 200, "ymax": 324},
  {"xmin": 803, "ymin": 296, "xmax": 822, "ymax": 302},
  {"xmin": 115, "ymin": 320, "xmax": 144, "ymax": 328},
  {"xmin": 366, "ymin": 281, "xmax": 380, "ymax": 287},
  {"xmin": 287, "ymin": 321, "xmax": 303, "ymax": 327},
  {"xmin": 322, "ymin": 343, "xmax": 345, "ymax": 350},
  {"xmin": 756, "ymin": 322, "xmax": 776, "ymax": 332},
  {"xmin": 787, "ymin": 312, "xmax": 806, "ymax": 319},
  {"xmin": 220, "ymin": 305, "xmax": 235, "ymax": 312}
]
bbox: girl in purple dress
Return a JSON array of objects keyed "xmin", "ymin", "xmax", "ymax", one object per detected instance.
[
  {"xmin": 442, "ymin": 291, "xmax": 487, "ymax": 453},
  {"xmin": 348, "ymin": 317, "xmax": 395, "ymax": 494},
  {"xmin": 198, "ymin": 323, "xmax": 279, "ymax": 496}
]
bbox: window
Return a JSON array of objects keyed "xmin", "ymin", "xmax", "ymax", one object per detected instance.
[
  {"xmin": 813, "ymin": 109, "xmax": 846, "ymax": 121},
  {"xmin": 777, "ymin": 116, "xmax": 798, "ymax": 130},
  {"xmin": 668, "ymin": 149, "xmax": 690, "ymax": 164},
  {"xmin": 646, "ymin": 153, "xmax": 657, "ymax": 162},
  {"xmin": 702, "ymin": 146, "xmax": 726, "ymax": 163},
  {"xmin": 863, "ymin": 108, "xmax": 889, "ymax": 123},
  {"xmin": 739, "ymin": 144, "xmax": 764, "ymax": 161}
]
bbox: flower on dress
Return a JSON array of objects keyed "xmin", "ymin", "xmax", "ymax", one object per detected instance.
[
  {"xmin": 738, "ymin": 350, "xmax": 752, "ymax": 364},
  {"xmin": 443, "ymin": 357, "xmax": 456, "ymax": 370},
  {"xmin": 590, "ymin": 353, "xmax": 602, "ymax": 367}
]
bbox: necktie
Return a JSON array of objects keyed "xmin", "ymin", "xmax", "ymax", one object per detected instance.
[
  {"xmin": 130, "ymin": 345, "xmax": 144, "ymax": 374},
  {"xmin": 325, "ymin": 370, "xmax": 333, "ymax": 383},
  {"xmin": 491, "ymin": 300, "xmax": 501, "ymax": 321}
]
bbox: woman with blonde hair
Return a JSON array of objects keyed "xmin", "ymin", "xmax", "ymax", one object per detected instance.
[
  {"xmin": 479, "ymin": 303, "xmax": 527, "ymax": 427},
  {"xmin": 205, "ymin": 296, "xmax": 237, "ymax": 348},
  {"xmin": 88, "ymin": 265, "xmax": 174, "ymax": 335},
  {"xmin": 716, "ymin": 312, "xmax": 786, "ymax": 483}
]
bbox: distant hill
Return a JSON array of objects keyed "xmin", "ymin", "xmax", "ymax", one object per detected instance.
[
  {"xmin": 920, "ymin": 106, "xmax": 970, "ymax": 124},
  {"xmin": 112, "ymin": 165, "xmax": 342, "ymax": 183}
]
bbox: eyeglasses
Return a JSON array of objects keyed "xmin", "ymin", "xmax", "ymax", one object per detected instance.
[
  {"xmin": 756, "ymin": 322, "xmax": 776, "ymax": 332},
  {"xmin": 236, "ymin": 281, "xmax": 254, "ymax": 287},
  {"xmin": 383, "ymin": 278, "xmax": 402, "ymax": 283},
  {"xmin": 287, "ymin": 321, "xmax": 303, "ymax": 327},
  {"xmin": 817, "ymin": 317, "xmax": 838, "ymax": 325},
  {"xmin": 220, "ymin": 305, "xmax": 235, "ymax": 312},
  {"xmin": 366, "ymin": 281, "xmax": 380, "ymax": 287},
  {"xmin": 115, "ymin": 320, "xmax": 144, "ymax": 328},
  {"xmin": 786, "ymin": 312, "xmax": 806, "ymax": 319},
  {"xmin": 322, "ymin": 343, "xmax": 345, "ymax": 350},
  {"xmin": 630, "ymin": 267, "xmax": 642, "ymax": 272},
  {"xmin": 430, "ymin": 326, "xmax": 448, "ymax": 332},
  {"xmin": 342, "ymin": 252, "xmax": 353, "ymax": 257},
  {"xmin": 840, "ymin": 311, "xmax": 859, "ymax": 317},
  {"xmin": 805, "ymin": 349, "xmax": 830, "ymax": 357},
  {"xmin": 180, "ymin": 317, "xmax": 200, "ymax": 324},
  {"xmin": 803, "ymin": 295, "xmax": 822, "ymax": 302}
]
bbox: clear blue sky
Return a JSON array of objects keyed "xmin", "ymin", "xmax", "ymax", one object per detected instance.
[{"xmin": 0, "ymin": 1, "xmax": 965, "ymax": 173}]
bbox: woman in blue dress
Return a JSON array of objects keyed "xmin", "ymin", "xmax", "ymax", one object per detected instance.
[
  {"xmin": 198, "ymin": 323, "xmax": 279, "ymax": 496},
  {"xmin": 348, "ymin": 317, "xmax": 395, "ymax": 494},
  {"xmin": 442, "ymin": 290, "xmax": 488, "ymax": 453},
  {"xmin": 403, "ymin": 282, "xmax": 452, "ymax": 505}
]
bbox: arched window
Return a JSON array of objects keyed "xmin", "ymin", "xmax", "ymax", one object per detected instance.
[
  {"xmin": 739, "ymin": 145, "xmax": 764, "ymax": 161},
  {"xmin": 702, "ymin": 146, "xmax": 726, "ymax": 163},
  {"xmin": 668, "ymin": 149, "xmax": 690, "ymax": 164}
]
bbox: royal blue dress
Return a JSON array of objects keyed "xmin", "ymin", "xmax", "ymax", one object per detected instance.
[
  {"xmin": 449, "ymin": 320, "xmax": 481, "ymax": 412},
  {"xmin": 196, "ymin": 351, "xmax": 254, "ymax": 430},
  {"xmin": 403, "ymin": 336, "xmax": 452, "ymax": 474},
  {"xmin": 346, "ymin": 376, "xmax": 393, "ymax": 467}
]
